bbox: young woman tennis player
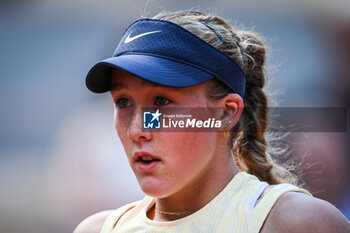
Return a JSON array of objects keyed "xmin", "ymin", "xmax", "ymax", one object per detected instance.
[{"xmin": 74, "ymin": 10, "xmax": 350, "ymax": 233}]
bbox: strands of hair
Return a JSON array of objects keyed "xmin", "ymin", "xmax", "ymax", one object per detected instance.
[{"xmin": 153, "ymin": 10, "xmax": 297, "ymax": 185}]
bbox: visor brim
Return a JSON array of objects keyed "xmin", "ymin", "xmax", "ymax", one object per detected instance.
[{"xmin": 85, "ymin": 54, "xmax": 214, "ymax": 93}]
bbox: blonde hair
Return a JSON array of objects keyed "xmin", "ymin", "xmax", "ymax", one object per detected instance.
[{"xmin": 152, "ymin": 10, "xmax": 296, "ymax": 185}]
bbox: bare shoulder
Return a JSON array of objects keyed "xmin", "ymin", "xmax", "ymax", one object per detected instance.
[
  {"xmin": 261, "ymin": 192, "xmax": 350, "ymax": 233},
  {"xmin": 73, "ymin": 210, "xmax": 113, "ymax": 233}
]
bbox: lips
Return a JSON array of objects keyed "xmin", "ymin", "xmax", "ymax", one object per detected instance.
[{"xmin": 134, "ymin": 151, "xmax": 161, "ymax": 171}]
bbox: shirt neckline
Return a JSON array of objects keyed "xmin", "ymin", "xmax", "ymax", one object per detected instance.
[{"xmin": 141, "ymin": 171, "xmax": 248, "ymax": 228}]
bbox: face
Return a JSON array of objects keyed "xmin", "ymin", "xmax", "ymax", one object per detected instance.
[{"xmin": 110, "ymin": 70, "xmax": 226, "ymax": 198}]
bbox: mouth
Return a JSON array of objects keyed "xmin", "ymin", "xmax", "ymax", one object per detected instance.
[{"xmin": 134, "ymin": 151, "xmax": 161, "ymax": 171}]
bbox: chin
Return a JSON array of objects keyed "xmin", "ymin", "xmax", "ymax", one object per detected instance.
[{"xmin": 138, "ymin": 178, "xmax": 173, "ymax": 198}]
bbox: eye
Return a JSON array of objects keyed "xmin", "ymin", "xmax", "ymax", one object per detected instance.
[
  {"xmin": 115, "ymin": 97, "xmax": 132, "ymax": 108},
  {"xmin": 154, "ymin": 96, "xmax": 171, "ymax": 106}
]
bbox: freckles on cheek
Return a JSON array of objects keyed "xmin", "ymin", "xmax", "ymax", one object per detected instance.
[
  {"xmin": 115, "ymin": 111, "xmax": 130, "ymax": 134},
  {"xmin": 115, "ymin": 118, "xmax": 130, "ymax": 145},
  {"xmin": 115, "ymin": 120, "xmax": 134, "ymax": 165},
  {"xmin": 162, "ymin": 133, "xmax": 208, "ymax": 157},
  {"xmin": 117, "ymin": 129, "xmax": 129, "ymax": 145},
  {"xmin": 177, "ymin": 134, "xmax": 214, "ymax": 159}
]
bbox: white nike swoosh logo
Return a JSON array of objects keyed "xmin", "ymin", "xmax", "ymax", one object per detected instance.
[{"xmin": 124, "ymin": 30, "xmax": 161, "ymax": 44}]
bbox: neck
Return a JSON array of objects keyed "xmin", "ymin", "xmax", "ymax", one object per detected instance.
[{"xmin": 151, "ymin": 149, "xmax": 238, "ymax": 221}]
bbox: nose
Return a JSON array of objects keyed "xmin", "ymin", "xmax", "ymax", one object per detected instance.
[{"xmin": 127, "ymin": 108, "xmax": 153, "ymax": 142}]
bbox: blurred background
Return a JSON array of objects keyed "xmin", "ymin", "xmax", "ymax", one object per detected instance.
[{"xmin": 0, "ymin": 0, "xmax": 349, "ymax": 232}]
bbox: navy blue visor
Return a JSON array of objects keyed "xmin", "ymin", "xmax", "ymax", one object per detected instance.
[{"xmin": 86, "ymin": 18, "xmax": 246, "ymax": 97}]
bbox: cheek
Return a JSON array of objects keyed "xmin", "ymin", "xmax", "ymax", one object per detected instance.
[
  {"xmin": 114, "ymin": 114, "xmax": 131, "ymax": 152},
  {"xmin": 115, "ymin": 119, "xmax": 126, "ymax": 138},
  {"xmin": 114, "ymin": 108, "xmax": 132, "ymax": 135},
  {"xmin": 159, "ymin": 132, "xmax": 216, "ymax": 168}
]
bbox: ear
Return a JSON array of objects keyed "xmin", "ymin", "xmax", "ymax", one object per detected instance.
[{"xmin": 216, "ymin": 93, "xmax": 244, "ymax": 129}]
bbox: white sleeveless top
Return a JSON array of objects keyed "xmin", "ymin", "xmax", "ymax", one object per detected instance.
[{"xmin": 100, "ymin": 172, "xmax": 311, "ymax": 233}]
